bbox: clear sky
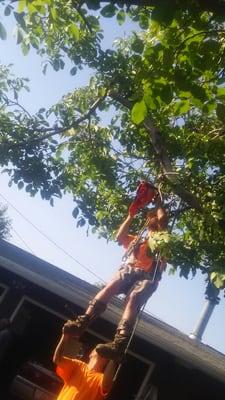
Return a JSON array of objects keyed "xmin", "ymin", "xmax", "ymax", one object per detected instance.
[{"xmin": 0, "ymin": 11, "xmax": 225, "ymax": 355}]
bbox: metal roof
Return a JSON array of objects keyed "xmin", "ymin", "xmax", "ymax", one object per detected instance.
[{"xmin": 0, "ymin": 239, "xmax": 225, "ymax": 383}]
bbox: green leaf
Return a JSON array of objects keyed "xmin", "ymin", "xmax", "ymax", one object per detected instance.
[
  {"xmin": 202, "ymin": 100, "xmax": 216, "ymax": 114},
  {"xmin": 216, "ymin": 103, "xmax": 225, "ymax": 123},
  {"xmin": 53, "ymin": 59, "xmax": 60, "ymax": 71},
  {"xmin": 139, "ymin": 14, "xmax": 149, "ymax": 29},
  {"xmin": 144, "ymin": 86, "xmax": 157, "ymax": 110},
  {"xmin": 168, "ymin": 267, "xmax": 176, "ymax": 276},
  {"xmin": 14, "ymin": 12, "xmax": 26, "ymax": 31},
  {"xmin": 86, "ymin": 0, "xmax": 100, "ymax": 10},
  {"xmin": 25, "ymin": 184, "xmax": 33, "ymax": 193},
  {"xmin": 0, "ymin": 22, "xmax": 7, "ymax": 40},
  {"xmin": 70, "ymin": 66, "xmax": 77, "ymax": 76},
  {"xmin": 27, "ymin": 2, "xmax": 38, "ymax": 14},
  {"xmin": 18, "ymin": 0, "xmax": 26, "ymax": 13},
  {"xmin": 18, "ymin": 181, "xmax": 24, "ymax": 190},
  {"xmin": 16, "ymin": 27, "xmax": 24, "ymax": 45},
  {"xmin": 190, "ymin": 84, "xmax": 207, "ymax": 102},
  {"xmin": 217, "ymin": 87, "xmax": 225, "ymax": 99},
  {"xmin": 116, "ymin": 10, "xmax": 126, "ymax": 25},
  {"xmin": 77, "ymin": 217, "xmax": 85, "ymax": 227},
  {"xmin": 50, "ymin": 7, "xmax": 57, "ymax": 21},
  {"xmin": 39, "ymin": 107, "xmax": 45, "ymax": 113},
  {"xmin": 30, "ymin": 37, "xmax": 39, "ymax": 49},
  {"xmin": 151, "ymin": 3, "xmax": 176, "ymax": 25},
  {"xmin": 42, "ymin": 63, "xmax": 48, "ymax": 75},
  {"xmin": 210, "ymin": 272, "xmax": 225, "ymax": 289},
  {"xmin": 173, "ymin": 100, "xmax": 190, "ymax": 115},
  {"xmin": 4, "ymin": 6, "xmax": 11, "ymax": 16},
  {"xmin": 159, "ymin": 84, "xmax": 173, "ymax": 104},
  {"xmin": 21, "ymin": 42, "xmax": 30, "ymax": 55},
  {"xmin": 98, "ymin": 87, "xmax": 106, "ymax": 97},
  {"xmin": 131, "ymin": 36, "xmax": 144, "ymax": 54},
  {"xmin": 131, "ymin": 100, "xmax": 147, "ymax": 124},
  {"xmin": 59, "ymin": 59, "xmax": 65, "ymax": 69},
  {"xmin": 174, "ymin": 69, "xmax": 191, "ymax": 91},
  {"xmin": 68, "ymin": 24, "xmax": 80, "ymax": 41},
  {"xmin": 100, "ymin": 4, "xmax": 117, "ymax": 18},
  {"xmin": 72, "ymin": 207, "xmax": 79, "ymax": 219}
]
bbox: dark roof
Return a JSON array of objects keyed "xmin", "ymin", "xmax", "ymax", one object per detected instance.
[{"xmin": 0, "ymin": 239, "xmax": 225, "ymax": 383}]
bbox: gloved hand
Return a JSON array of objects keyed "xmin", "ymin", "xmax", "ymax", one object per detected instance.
[
  {"xmin": 62, "ymin": 320, "xmax": 76, "ymax": 335},
  {"xmin": 129, "ymin": 181, "xmax": 158, "ymax": 216}
]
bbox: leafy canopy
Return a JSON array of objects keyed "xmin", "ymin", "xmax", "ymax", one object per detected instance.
[{"xmin": 0, "ymin": 0, "xmax": 225, "ymax": 295}]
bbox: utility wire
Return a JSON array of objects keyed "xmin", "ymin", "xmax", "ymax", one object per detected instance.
[
  {"xmin": 0, "ymin": 192, "xmax": 105, "ymax": 284},
  {"xmin": 11, "ymin": 227, "xmax": 36, "ymax": 256}
]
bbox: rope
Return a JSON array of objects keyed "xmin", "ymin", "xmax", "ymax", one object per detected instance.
[
  {"xmin": 113, "ymin": 301, "xmax": 146, "ymax": 382},
  {"xmin": 122, "ymin": 217, "xmax": 151, "ymax": 262},
  {"xmin": 112, "ymin": 197, "xmax": 183, "ymax": 383}
]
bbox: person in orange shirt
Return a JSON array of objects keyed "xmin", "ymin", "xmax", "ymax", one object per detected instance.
[
  {"xmin": 64, "ymin": 197, "xmax": 168, "ymax": 360},
  {"xmin": 53, "ymin": 330, "xmax": 117, "ymax": 400}
]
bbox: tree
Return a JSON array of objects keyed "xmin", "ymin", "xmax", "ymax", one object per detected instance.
[
  {"xmin": 0, "ymin": 203, "xmax": 11, "ymax": 239},
  {"xmin": 0, "ymin": 0, "xmax": 225, "ymax": 293}
]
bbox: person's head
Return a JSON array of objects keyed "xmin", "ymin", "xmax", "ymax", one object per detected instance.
[
  {"xmin": 0, "ymin": 318, "xmax": 11, "ymax": 331},
  {"xmin": 87, "ymin": 349, "xmax": 108, "ymax": 372}
]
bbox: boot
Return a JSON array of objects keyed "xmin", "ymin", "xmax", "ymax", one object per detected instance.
[
  {"xmin": 63, "ymin": 299, "xmax": 106, "ymax": 338},
  {"xmin": 95, "ymin": 319, "xmax": 133, "ymax": 360},
  {"xmin": 95, "ymin": 332, "xmax": 129, "ymax": 360}
]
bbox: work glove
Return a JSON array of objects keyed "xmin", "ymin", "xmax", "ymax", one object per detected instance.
[{"xmin": 129, "ymin": 181, "xmax": 158, "ymax": 216}]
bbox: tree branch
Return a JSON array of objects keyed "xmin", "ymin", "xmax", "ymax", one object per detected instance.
[
  {"xmin": 2, "ymin": 95, "xmax": 32, "ymax": 119},
  {"xmin": 5, "ymin": 94, "xmax": 107, "ymax": 148},
  {"xmin": 98, "ymin": 1, "xmax": 225, "ymax": 18},
  {"xmin": 109, "ymin": 90, "xmax": 202, "ymax": 212},
  {"xmin": 72, "ymin": 0, "xmax": 93, "ymax": 33},
  {"xmin": 174, "ymin": 30, "xmax": 225, "ymax": 57}
]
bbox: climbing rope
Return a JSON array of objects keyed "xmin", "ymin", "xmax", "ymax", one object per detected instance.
[{"xmin": 113, "ymin": 186, "xmax": 183, "ymax": 383}]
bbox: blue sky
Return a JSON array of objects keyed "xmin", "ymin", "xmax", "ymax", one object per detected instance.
[{"xmin": 0, "ymin": 10, "xmax": 225, "ymax": 355}]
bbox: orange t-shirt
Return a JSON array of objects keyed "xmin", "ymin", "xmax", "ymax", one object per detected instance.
[
  {"xmin": 56, "ymin": 359, "xmax": 106, "ymax": 400},
  {"xmin": 120, "ymin": 234, "xmax": 154, "ymax": 273}
]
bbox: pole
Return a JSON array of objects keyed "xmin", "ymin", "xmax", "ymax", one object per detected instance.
[{"xmin": 189, "ymin": 284, "xmax": 220, "ymax": 341}]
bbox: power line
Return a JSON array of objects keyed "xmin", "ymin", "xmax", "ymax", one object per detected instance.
[
  {"xmin": 0, "ymin": 192, "xmax": 105, "ymax": 284},
  {"xmin": 11, "ymin": 227, "xmax": 36, "ymax": 256}
]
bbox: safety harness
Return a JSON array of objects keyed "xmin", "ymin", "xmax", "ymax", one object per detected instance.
[{"xmin": 113, "ymin": 183, "xmax": 182, "ymax": 383}]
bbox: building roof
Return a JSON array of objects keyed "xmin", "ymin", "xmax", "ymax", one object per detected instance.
[{"xmin": 0, "ymin": 239, "xmax": 225, "ymax": 383}]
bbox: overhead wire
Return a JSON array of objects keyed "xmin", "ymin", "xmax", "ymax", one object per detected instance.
[
  {"xmin": 11, "ymin": 226, "xmax": 36, "ymax": 256},
  {"xmin": 0, "ymin": 192, "xmax": 105, "ymax": 284}
]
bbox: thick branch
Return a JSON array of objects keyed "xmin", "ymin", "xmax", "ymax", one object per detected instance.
[
  {"xmin": 100, "ymin": 1, "xmax": 225, "ymax": 17},
  {"xmin": 143, "ymin": 118, "xmax": 202, "ymax": 211},
  {"xmin": 110, "ymin": 91, "xmax": 202, "ymax": 212}
]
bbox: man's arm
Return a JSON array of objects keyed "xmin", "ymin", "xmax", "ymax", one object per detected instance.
[
  {"xmin": 53, "ymin": 333, "xmax": 70, "ymax": 366},
  {"xmin": 116, "ymin": 213, "xmax": 134, "ymax": 244},
  {"xmin": 102, "ymin": 360, "xmax": 118, "ymax": 394},
  {"xmin": 155, "ymin": 198, "xmax": 168, "ymax": 230},
  {"xmin": 53, "ymin": 333, "xmax": 82, "ymax": 367}
]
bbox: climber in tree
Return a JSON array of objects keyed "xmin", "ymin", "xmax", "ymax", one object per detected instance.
[{"xmin": 64, "ymin": 182, "xmax": 168, "ymax": 360}]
